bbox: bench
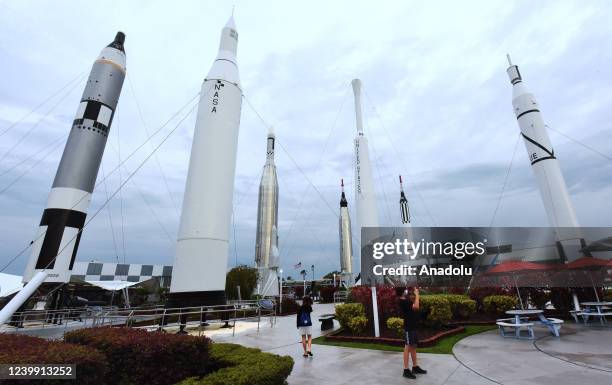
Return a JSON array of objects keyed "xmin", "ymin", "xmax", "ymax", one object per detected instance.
[
  {"xmin": 496, "ymin": 320, "xmax": 534, "ymax": 339},
  {"xmin": 318, "ymin": 314, "xmax": 335, "ymax": 331},
  {"xmin": 537, "ymin": 317, "xmax": 563, "ymax": 337},
  {"xmin": 573, "ymin": 311, "xmax": 612, "ymax": 325}
]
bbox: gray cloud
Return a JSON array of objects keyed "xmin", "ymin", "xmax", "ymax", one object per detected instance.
[{"xmin": 1, "ymin": 0, "xmax": 612, "ymax": 279}]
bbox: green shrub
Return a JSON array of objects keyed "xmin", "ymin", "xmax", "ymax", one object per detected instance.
[
  {"xmin": 65, "ymin": 327, "xmax": 210, "ymax": 385},
  {"xmin": 483, "ymin": 295, "xmax": 517, "ymax": 315},
  {"xmin": 386, "ymin": 317, "xmax": 404, "ymax": 338},
  {"xmin": 347, "ymin": 316, "xmax": 368, "ymax": 335},
  {"xmin": 439, "ymin": 294, "xmax": 476, "ymax": 319},
  {"xmin": 0, "ymin": 334, "xmax": 107, "ymax": 385},
  {"xmin": 335, "ymin": 303, "xmax": 365, "ymax": 330},
  {"xmin": 178, "ymin": 343, "xmax": 293, "ymax": 385},
  {"xmin": 419, "ymin": 295, "xmax": 452, "ymax": 327}
]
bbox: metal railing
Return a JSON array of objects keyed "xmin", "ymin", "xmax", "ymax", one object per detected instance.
[
  {"xmin": 333, "ymin": 290, "xmax": 348, "ymax": 303},
  {"xmin": 1, "ymin": 300, "xmax": 277, "ymax": 337}
]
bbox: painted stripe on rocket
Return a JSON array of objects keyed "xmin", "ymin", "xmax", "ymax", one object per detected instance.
[
  {"xmin": 73, "ymin": 100, "xmax": 114, "ymax": 135},
  {"xmin": 521, "ymin": 133, "xmax": 556, "ymax": 165},
  {"xmin": 34, "ymin": 187, "xmax": 90, "ymax": 270},
  {"xmin": 35, "ymin": 209, "xmax": 85, "ymax": 270},
  {"xmin": 400, "ymin": 193, "xmax": 410, "ymax": 224}
]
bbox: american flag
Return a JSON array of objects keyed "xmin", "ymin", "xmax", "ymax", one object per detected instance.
[{"xmin": 293, "ymin": 262, "xmax": 302, "ymax": 269}]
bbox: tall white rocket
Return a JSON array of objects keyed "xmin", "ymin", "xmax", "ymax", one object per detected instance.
[
  {"xmin": 169, "ymin": 16, "xmax": 242, "ymax": 306},
  {"xmin": 352, "ymin": 78, "xmax": 381, "ymax": 336},
  {"xmin": 352, "ymin": 79, "xmax": 380, "ymax": 234},
  {"xmin": 507, "ymin": 56, "xmax": 582, "ymax": 262}
]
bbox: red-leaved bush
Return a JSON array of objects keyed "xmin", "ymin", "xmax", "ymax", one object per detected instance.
[
  {"xmin": 64, "ymin": 327, "xmax": 210, "ymax": 385},
  {"xmin": 0, "ymin": 333, "xmax": 107, "ymax": 385},
  {"xmin": 350, "ymin": 286, "xmax": 400, "ymax": 326},
  {"xmin": 319, "ymin": 286, "xmax": 337, "ymax": 303}
]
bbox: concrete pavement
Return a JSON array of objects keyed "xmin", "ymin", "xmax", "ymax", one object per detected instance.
[{"xmin": 208, "ymin": 303, "xmax": 612, "ymax": 385}]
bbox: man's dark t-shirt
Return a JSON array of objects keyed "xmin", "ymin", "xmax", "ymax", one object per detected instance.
[{"xmin": 399, "ymin": 298, "xmax": 419, "ymax": 331}]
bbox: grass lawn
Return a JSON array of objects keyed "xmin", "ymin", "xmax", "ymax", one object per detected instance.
[{"xmin": 312, "ymin": 325, "xmax": 496, "ymax": 354}]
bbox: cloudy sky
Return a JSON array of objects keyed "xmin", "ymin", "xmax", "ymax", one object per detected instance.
[{"xmin": 1, "ymin": 0, "xmax": 612, "ymax": 279}]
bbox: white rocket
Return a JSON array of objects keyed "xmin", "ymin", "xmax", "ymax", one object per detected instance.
[
  {"xmin": 352, "ymin": 78, "xmax": 381, "ymax": 336},
  {"xmin": 507, "ymin": 56, "xmax": 584, "ymax": 266},
  {"xmin": 352, "ymin": 79, "xmax": 380, "ymax": 233},
  {"xmin": 255, "ymin": 127, "xmax": 280, "ymax": 296},
  {"xmin": 339, "ymin": 179, "xmax": 353, "ymax": 281},
  {"xmin": 169, "ymin": 16, "xmax": 242, "ymax": 306}
]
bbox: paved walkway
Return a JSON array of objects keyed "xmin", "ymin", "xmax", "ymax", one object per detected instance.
[{"xmin": 208, "ymin": 303, "xmax": 612, "ymax": 385}]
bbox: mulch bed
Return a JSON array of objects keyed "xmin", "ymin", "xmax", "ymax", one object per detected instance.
[{"xmin": 324, "ymin": 325, "xmax": 465, "ymax": 347}]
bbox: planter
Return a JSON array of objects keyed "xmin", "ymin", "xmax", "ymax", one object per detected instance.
[{"xmin": 324, "ymin": 325, "xmax": 465, "ymax": 348}]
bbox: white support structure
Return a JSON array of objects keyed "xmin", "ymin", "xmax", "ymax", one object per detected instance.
[{"xmin": 0, "ymin": 271, "xmax": 48, "ymax": 325}]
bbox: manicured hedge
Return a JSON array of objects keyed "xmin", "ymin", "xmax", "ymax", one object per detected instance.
[
  {"xmin": 386, "ymin": 316, "xmax": 404, "ymax": 338},
  {"xmin": 335, "ymin": 303, "xmax": 365, "ymax": 331},
  {"xmin": 178, "ymin": 343, "xmax": 294, "ymax": 385},
  {"xmin": 438, "ymin": 294, "xmax": 476, "ymax": 319},
  {"xmin": 65, "ymin": 327, "xmax": 210, "ymax": 385},
  {"xmin": 0, "ymin": 333, "xmax": 107, "ymax": 385},
  {"xmin": 419, "ymin": 295, "xmax": 452, "ymax": 327},
  {"xmin": 483, "ymin": 295, "xmax": 517, "ymax": 315}
]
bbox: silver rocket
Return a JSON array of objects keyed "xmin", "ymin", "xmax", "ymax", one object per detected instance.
[
  {"xmin": 339, "ymin": 179, "xmax": 353, "ymax": 278},
  {"xmin": 255, "ymin": 127, "xmax": 279, "ymax": 295},
  {"xmin": 169, "ymin": 17, "xmax": 242, "ymax": 306},
  {"xmin": 23, "ymin": 33, "xmax": 127, "ymax": 284}
]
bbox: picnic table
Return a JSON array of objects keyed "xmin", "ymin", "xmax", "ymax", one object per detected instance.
[
  {"xmin": 497, "ymin": 309, "xmax": 564, "ymax": 339},
  {"xmin": 578, "ymin": 302, "xmax": 612, "ymax": 325}
]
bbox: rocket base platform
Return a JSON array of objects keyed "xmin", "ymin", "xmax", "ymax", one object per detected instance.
[{"xmin": 165, "ymin": 290, "xmax": 226, "ymax": 308}]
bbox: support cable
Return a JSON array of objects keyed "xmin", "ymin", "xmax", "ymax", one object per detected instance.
[
  {"xmin": 363, "ymin": 88, "xmax": 438, "ymax": 226},
  {"xmin": 0, "ymin": 74, "xmax": 85, "ymax": 164},
  {"xmin": 0, "ymin": 72, "xmax": 85, "ymax": 138},
  {"xmin": 0, "ymin": 93, "xmax": 200, "ymax": 273}
]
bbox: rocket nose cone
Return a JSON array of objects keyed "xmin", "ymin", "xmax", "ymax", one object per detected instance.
[
  {"xmin": 225, "ymin": 15, "xmax": 237, "ymax": 30},
  {"xmin": 108, "ymin": 31, "xmax": 126, "ymax": 52}
]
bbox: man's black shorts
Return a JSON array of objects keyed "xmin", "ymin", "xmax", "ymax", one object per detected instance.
[{"xmin": 404, "ymin": 330, "xmax": 418, "ymax": 346}]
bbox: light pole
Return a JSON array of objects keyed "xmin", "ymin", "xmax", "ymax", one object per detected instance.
[
  {"xmin": 279, "ymin": 268, "xmax": 283, "ymax": 314},
  {"xmin": 311, "ymin": 264, "xmax": 315, "ymax": 300},
  {"xmin": 333, "ymin": 273, "xmax": 336, "ymax": 288}
]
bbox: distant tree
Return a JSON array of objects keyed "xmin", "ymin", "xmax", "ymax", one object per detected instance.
[
  {"xmin": 300, "ymin": 269, "xmax": 307, "ymax": 280},
  {"xmin": 225, "ymin": 265, "xmax": 258, "ymax": 300},
  {"xmin": 323, "ymin": 271, "xmax": 341, "ymax": 279},
  {"xmin": 285, "ymin": 276, "xmax": 293, "ymax": 281}
]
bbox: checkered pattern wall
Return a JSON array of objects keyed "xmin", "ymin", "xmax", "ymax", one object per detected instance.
[{"xmin": 71, "ymin": 262, "xmax": 173, "ymax": 287}]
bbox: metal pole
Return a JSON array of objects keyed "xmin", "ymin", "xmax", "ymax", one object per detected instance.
[{"xmin": 371, "ymin": 286, "xmax": 380, "ymax": 337}]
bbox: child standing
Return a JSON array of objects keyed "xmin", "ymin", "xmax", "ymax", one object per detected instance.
[
  {"xmin": 296, "ymin": 295, "xmax": 313, "ymax": 357},
  {"xmin": 398, "ymin": 287, "xmax": 427, "ymax": 378}
]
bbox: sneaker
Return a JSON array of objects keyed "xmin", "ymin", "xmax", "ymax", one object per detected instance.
[
  {"xmin": 412, "ymin": 366, "xmax": 427, "ymax": 374},
  {"xmin": 403, "ymin": 369, "xmax": 416, "ymax": 379}
]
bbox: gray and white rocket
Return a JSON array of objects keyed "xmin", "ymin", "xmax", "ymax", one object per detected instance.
[
  {"xmin": 22, "ymin": 32, "xmax": 127, "ymax": 285},
  {"xmin": 338, "ymin": 179, "xmax": 353, "ymax": 283},
  {"xmin": 169, "ymin": 17, "xmax": 242, "ymax": 306},
  {"xmin": 255, "ymin": 127, "xmax": 280, "ymax": 295}
]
